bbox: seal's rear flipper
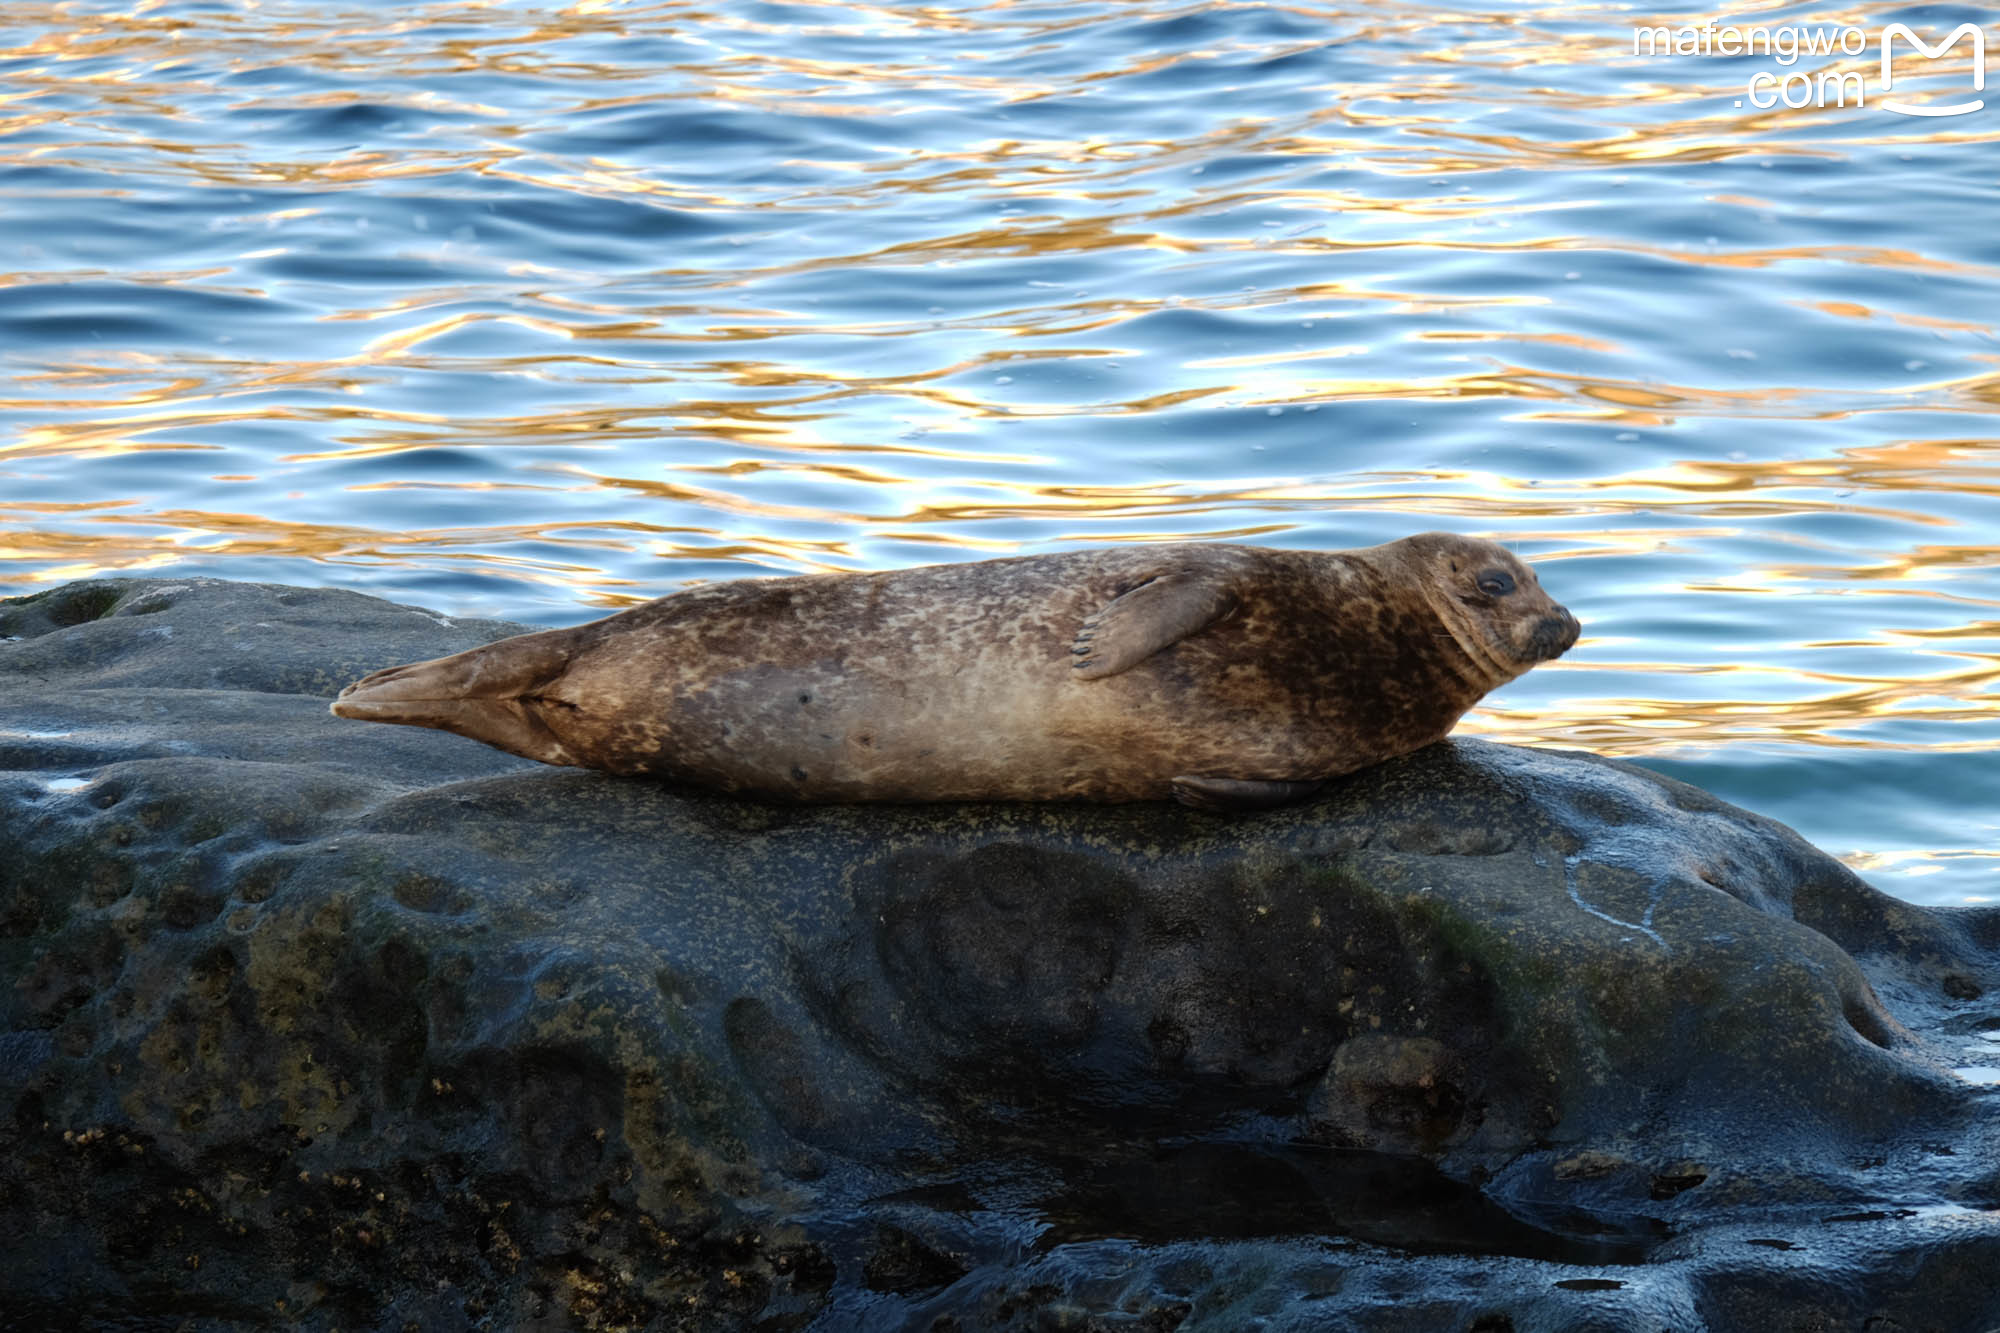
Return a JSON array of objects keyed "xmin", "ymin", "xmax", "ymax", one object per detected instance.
[
  {"xmin": 1171, "ymin": 776, "xmax": 1324, "ymax": 812},
  {"xmin": 329, "ymin": 631, "xmax": 579, "ymax": 765}
]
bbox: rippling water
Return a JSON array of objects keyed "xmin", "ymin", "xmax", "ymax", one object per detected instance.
[{"xmin": 3, "ymin": 0, "xmax": 1995, "ymax": 904}]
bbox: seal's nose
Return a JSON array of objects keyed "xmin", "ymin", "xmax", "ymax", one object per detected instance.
[{"xmin": 1530, "ymin": 608, "xmax": 1581, "ymax": 660}]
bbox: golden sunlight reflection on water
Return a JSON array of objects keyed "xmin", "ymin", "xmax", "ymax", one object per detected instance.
[{"xmin": 3, "ymin": 0, "xmax": 1997, "ymax": 898}]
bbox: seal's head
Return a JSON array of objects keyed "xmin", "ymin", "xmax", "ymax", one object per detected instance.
[{"xmin": 1387, "ymin": 532, "xmax": 1580, "ymax": 687}]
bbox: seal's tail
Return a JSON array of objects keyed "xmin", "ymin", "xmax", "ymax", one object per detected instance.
[{"xmin": 329, "ymin": 629, "xmax": 579, "ymax": 765}]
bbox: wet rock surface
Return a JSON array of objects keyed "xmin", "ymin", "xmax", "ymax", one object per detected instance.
[{"xmin": 3, "ymin": 576, "xmax": 1998, "ymax": 1332}]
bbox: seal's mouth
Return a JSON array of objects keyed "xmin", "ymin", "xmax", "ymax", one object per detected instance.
[
  {"xmin": 1526, "ymin": 608, "xmax": 1581, "ymax": 662},
  {"xmin": 1432, "ymin": 589, "xmax": 1579, "ymax": 683}
]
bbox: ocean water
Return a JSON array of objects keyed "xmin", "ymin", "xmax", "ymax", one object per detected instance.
[{"xmin": 2, "ymin": 0, "xmax": 1995, "ymax": 905}]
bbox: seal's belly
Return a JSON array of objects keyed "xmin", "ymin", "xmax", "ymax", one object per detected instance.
[{"xmin": 600, "ymin": 647, "xmax": 1355, "ymax": 802}]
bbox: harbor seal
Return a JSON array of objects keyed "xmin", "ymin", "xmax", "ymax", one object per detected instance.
[{"xmin": 331, "ymin": 534, "xmax": 1579, "ymax": 809}]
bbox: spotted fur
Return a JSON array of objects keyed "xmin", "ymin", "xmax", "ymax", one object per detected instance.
[{"xmin": 331, "ymin": 533, "xmax": 1579, "ymax": 803}]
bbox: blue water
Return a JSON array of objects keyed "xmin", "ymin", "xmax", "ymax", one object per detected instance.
[{"xmin": 2, "ymin": 0, "xmax": 1995, "ymax": 904}]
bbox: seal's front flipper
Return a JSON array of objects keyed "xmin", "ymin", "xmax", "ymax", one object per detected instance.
[
  {"xmin": 1171, "ymin": 776, "xmax": 1324, "ymax": 812},
  {"xmin": 1071, "ymin": 570, "xmax": 1237, "ymax": 680}
]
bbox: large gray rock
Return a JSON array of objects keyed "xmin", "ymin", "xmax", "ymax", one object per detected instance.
[{"xmin": 3, "ymin": 577, "xmax": 1998, "ymax": 1331}]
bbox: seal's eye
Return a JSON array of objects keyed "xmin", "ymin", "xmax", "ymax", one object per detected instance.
[{"xmin": 1476, "ymin": 569, "xmax": 1515, "ymax": 597}]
